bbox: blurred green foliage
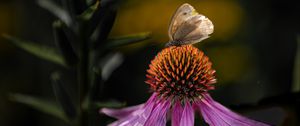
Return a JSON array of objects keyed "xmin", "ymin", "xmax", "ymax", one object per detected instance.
[{"xmin": 2, "ymin": 0, "xmax": 150, "ymax": 126}]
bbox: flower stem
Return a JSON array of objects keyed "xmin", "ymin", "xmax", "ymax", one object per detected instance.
[{"xmin": 78, "ymin": 24, "xmax": 89, "ymax": 126}]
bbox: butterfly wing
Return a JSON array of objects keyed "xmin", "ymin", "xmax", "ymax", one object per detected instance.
[
  {"xmin": 168, "ymin": 3, "xmax": 197, "ymax": 41},
  {"xmin": 173, "ymin": 14, "xmax": 214, "ymax": 45}
]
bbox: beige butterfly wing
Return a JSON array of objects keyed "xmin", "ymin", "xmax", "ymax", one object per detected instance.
[
  {"xmin": 174, "ymin": 14, "xmax": 214, "ymax": 45},
  {"xmin": 168, "ymin": 3, "xmax": 196, "ymax": 41},
  {"xmin": 167, "ymin": 3, "xmax": 214, "ymax": 46}
]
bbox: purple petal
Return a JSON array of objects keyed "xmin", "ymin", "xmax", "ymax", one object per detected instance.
[
  {"xmin": 144, "ymin": 99, "xmax": 171, "ymax": 126},
  {"xmin": 103, "ymin": 93, "xmax": 158, "ymax": 126},
  {"xmin": 196, "ymin": 93, "xmax": 270, "ymax": 126},
  {"xmin": 198, "ymin": 101, "xmax": 227, "ymax": 126},
  {"xmin": 172, "ymin": 100, "xmax": 183, "ymax": 126},
  {"xmin": 100, "ymin": 104, "xmax": 144, "ymax": 119},
  {"xmin": 180, "ymin": 101, "xmax": 194, "ymax": 126}
]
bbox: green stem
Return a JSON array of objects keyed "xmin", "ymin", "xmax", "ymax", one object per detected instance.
[{"xmin": 78, "ymin": 24, "xmax": 89, "ymax": 126}]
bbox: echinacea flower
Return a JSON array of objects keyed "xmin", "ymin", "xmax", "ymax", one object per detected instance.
[{"xmin": 100, "ymin": 45, "xmax": 269, "ymax": 126}]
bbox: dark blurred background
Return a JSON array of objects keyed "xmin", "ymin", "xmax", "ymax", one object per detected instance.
[{"xmin": 1, "ymin": 0, "xmax": 300, "ymax": 126}]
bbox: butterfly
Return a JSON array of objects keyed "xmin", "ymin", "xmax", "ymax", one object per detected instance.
[{"xmin": 166, "ymin": 3, "xmax": 214, "ymax": 47}]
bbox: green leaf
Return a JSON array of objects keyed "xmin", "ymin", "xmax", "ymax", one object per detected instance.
[
  {"xmin": 105, "ymin": 32, "xmax": 151, "ymax": 48},
  {"xmin": 79, "ymin": 1, "xmax": 100, "ymax": 21},
  {"xmin": 80, "ymin": 0, "xmax": 118, "ymax": 43},
  {"xmin": 84, "ymin": 1, "xmax": 117, "ymax": 42},
  {"xmin": 53, "ymin": 21, "xmax": 78, "ymax": 66},
  {"xmin": 51, "ymin": 72, "xmax": 77, "ymax": 119},
  {"xmin": 9, "ymin": 93, "xmax": 69, "ymax": 122},
  {"xmin": 99, "ymin": 52, "xmax": 123, "ymax": 81},
  {"xmin": 93, "ymin": 101, "xmax": 126, "ymax": 108},
  {"xmin": 2, "ymin": 34, "xmax": 66, "ymax": 67},
  {"xmin": 292, "ymin": 35, "xmax": 300, "ymax": 92},
  {"xmin": 87, "ymin": 68, "xmax": 103, "ymax": 102},
  {"xmin": 37, "ymin": 0, "xmax": 71, "ymax": 26},
  {"xmin": 91, "ymin": 8, "xmax": 117, "ymax": 45}
]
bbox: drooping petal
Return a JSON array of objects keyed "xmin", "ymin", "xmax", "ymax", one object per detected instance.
[
  {"xmin": 100, "ymin": 104, "xmax": 144, "ymax": 119},
  {"xmin": 172, "ymin": 100, "xmax": 183, "ymax": 126},
  {"xmin": 102, "ymin": 93, "xmax": 158, "ymax": 126},
  {"xmin": 198, "ymin": 101, "xmax": 227, "ymax": 126},
  {"xmin": 144, "ymin": 99, "xmax": 171, "ymax": 126},
  {"xmin": 180, "ymin": 101, "xmax": 194, "ymax": 126},
  {"xmin": 196, "ymin": 93, "xmax": 270, "ymax": 126}
]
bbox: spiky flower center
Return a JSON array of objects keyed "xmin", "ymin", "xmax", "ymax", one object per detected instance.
[{"xmin": 145, "ymin": 45, "xmax": 216, "ymax": 100}]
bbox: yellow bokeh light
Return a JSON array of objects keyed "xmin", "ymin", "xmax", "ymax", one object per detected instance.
[{"xmin": 111, "ymin": 0, "xmax": 244, "ymax": 44}]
